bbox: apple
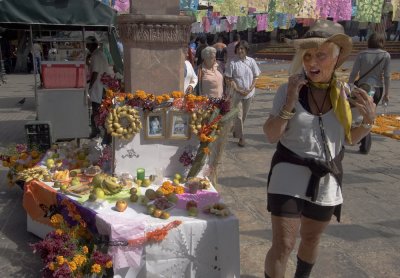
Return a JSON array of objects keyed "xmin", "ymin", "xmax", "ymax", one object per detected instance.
[
  {"xmin": 130, "ymin": 188, "xmax": 138, "ymax": 195},
  {"xmin": 187, "ymin": 207, "xmax": 198, "ymax": 217},
  {"xmin": 46, "ymin": 158, "xmax": 55, "ymax": 169},
  {"xmin": 95, "ymin": 188, "xmax": 105, "ymax": 199},
  {"xmin": 142, "ymin": 179, "xmax": 151, "ymax": 187},
  {"xmin": 115, "ymin": 200, "xmax": 128, "ymax": 212},
  {"xmin": 161, "ymin": 211, "xmax": 171, "ymax": 219},
  {"xmin": 152, "ymin": 209, "xmax": 163, "ymax": 218},
  {"xmin": 147, "ymin": 204, "xmax": 156, "ymax": 215},
  {"xmin": 130, "ymin": 194, "xmax": 139, "ymax": 203}
]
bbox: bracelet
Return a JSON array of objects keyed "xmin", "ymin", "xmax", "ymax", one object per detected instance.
[
  {"xmin": 278, "ymin": 107, "xmax": 296, "ymax": 120},
  {"xmin": 361, "ymin": 122, "xmax": 373, "ymax": 129}
]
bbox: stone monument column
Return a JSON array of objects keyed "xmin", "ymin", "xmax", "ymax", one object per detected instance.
[{"xmin": 117, "ymin": 0, "xmax": 194, "ymax": 95}]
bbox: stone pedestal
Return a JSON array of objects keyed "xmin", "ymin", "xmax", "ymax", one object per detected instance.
[{"xmin": 118, "ymin": 9, "xmax": 194, "ymax": 95}]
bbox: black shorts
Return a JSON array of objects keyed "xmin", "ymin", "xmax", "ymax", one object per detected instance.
[{"xmin": 268, "ymin": 193, "xmax": 335, "ymax": 222}]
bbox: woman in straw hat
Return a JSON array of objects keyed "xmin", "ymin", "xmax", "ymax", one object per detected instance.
[{"xmin": 262, "ymin": 20, "xmax": 376, "ymax": 278}]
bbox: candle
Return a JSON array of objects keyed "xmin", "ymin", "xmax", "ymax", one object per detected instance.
[{"xmin": 137, "ymin": 168, "xmax": 145, "ymax": 181}]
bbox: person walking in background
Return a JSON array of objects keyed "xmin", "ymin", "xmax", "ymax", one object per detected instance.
[
  {"xmin": 86, "ymin": 36, "xmax": 110, "ymax": 139},
  {"xmin": 213, "ymin": 36, "xmax": 227, "ymax": 72},
  {"xmin": 358, "ymin": 22, "xmax": 368, "ymax": 42},
  {"xmin": 32, "ymin": 41, "xmax": 43, "ymax": 85},
  {"xmin": 184, "ymin": 47, "xmax": 198, "ymax": 94},
  {"xmin": 225, "ymin": 40, "xmax": 260, "ymax": 147},
  {"xmin": 225, "ymin": 33, "xmax": 241, "ymax": 65},
  {"xmin": 197, "ymin": 46, "xmax": 224, "ymax": 98},
  {"xmin": 263, "ymin": 20, "xmax": 376, "ymax": 278},
  {"xmin": 348, "ymin": 33, "xmax": 391, "ymax": 154},
  {"xmin": 195, "ymin": 36, "xmax": 208, "ymax": 69}
]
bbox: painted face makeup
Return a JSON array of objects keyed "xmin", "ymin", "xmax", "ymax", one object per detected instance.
[{"xmin": 302, "ymin": 42, "xmax": 339, "ymax": 83}]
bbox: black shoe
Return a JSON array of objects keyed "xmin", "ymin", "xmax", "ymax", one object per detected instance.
[{"xmin": 359, "ymin": 133, "xmax": 371, "ymax": 154}]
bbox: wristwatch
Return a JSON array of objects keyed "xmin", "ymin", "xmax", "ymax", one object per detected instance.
[{"xmin": 361, "ymin": 122, "xmax": 373, "ymax": 129}]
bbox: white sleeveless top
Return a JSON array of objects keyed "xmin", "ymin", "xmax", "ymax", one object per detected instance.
[{"xmin": 268, "ymin": 83, "xmax": 346, "ymax": 206}]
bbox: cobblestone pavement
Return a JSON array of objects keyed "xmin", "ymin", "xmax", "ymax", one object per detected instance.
[{"xmin": 0, "ymin": 59, "xmax": 400, "ymax": 277}]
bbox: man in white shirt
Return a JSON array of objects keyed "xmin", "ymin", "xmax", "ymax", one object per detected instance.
[{"xmin": 86, "ymin": 36, "xmax": 110, "ymax": 139}]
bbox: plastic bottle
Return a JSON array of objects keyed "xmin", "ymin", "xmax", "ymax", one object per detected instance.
[{"xmin": 382, "ymin": 100, "xmax": 388, "ymax": 116}]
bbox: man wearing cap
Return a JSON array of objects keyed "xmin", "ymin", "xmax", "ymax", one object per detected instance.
[
  {"xmin": 262, "ymin": 20, "xmax": 376, "ymax": 278},
  {"xmin": 86, "ymin": 36, "xmax": 109, "ymax": 139}
]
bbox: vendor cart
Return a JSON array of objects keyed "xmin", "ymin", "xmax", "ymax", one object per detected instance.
[{"xmin": 0, "ymin": 0, "xmax": 122, "ymax": 142}]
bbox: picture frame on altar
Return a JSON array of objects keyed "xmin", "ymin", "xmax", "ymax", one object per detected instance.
[
  {"xmin": 144, "ymin": 110, "xmax": 166, "ymax": 139},
  {"xmin": 168, "ymin": 111, "xmax": 190, "ymax": 140}
]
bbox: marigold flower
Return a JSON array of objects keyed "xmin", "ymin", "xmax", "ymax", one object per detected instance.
[
  {"xmin": 50, "ymin": 214, "xmax": 64, "ymax": 226},
  {"xmin": 91, "ymin": 263, "xmax": 102, "ymax": 274},
  {"xmin": 126, "ymin": 93, "xmax": 134, "ymax": 99},
  {"xmin": 117, "ymin": 96, "xmax": 125, "ymax": 102},
  {"xmin": 55, "ymin": 229, "xmax": 63, "ymax": 236},
  {"xmin": 106, "ymin": 89, "xmax": 114, "ymax": 98},
  {"xmin": 174, "ymin": 186, "xmax": 185, "ymax": 195},
  {"xmin": 203, "ymin": 147, "xmax": 210, "ymax": 155},
  {"xmin": 48, "ymin": 262, "xmax": 55, "ymax": 271},
  {"xmin": 73, "ymin": 254, "xmax": 87, "ymax": 267},
  {"xmin": 68, "ymin": 261, "xmax": 77, "ymax": 272},
  {"xmin": 105, "ymin": 260, "xmax": 113, "ymax": 268},
  {"xmin": 82, "ymin": 245, "xmax": 89, "ymax": 254},
  {"xmin": 56, "ymin": 256, "xmax": 65, "ymax": 266},
  {"xmin": 171, "ymin": 91, "xmax": 184, "ymax": 98},
  {"xmin": 19, "ymin": 152, "xmax": 29, "ymax": 160}
]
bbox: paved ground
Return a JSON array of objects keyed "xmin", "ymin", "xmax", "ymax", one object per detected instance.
[{"xmin": 0, "ymin": 59, "xmax": 399, "ymax": 277}]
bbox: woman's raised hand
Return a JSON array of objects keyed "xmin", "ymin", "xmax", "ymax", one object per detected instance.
[{"xmin": 350, "ymin": 87, "xmax": 376, "ymax": 124}]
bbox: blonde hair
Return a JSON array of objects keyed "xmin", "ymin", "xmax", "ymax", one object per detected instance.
[{"xmin": 289, "ymin": 42, "xmax": 340, "ymax": 75}]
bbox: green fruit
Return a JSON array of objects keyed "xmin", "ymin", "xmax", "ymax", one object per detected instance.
[
  {"xmin": 60, "ymin": 184, "xmax": 68, "ymax": 192},
  {"xmin": 166, "ymin": 193, "xmax": 179, "ymax": 204},
  {"xmin": 53, "ymin": 181, "xmax": 62, "ymax": 188},
  {"xmin": 188, "ymin": 207, "xmax": 198, "ymax": 217},
  {"xmin": 174, "ymin": 173, "xmax": 182, "ymax": 181},
  {"xmin": 88, "ymin": 193, "xmax": 97, "ymax": 202},
  {"xmin": 91, "ymin": 174, "xmax": 106, "ymax": 187},
  {"xmin": 130, "ymin": 194, "xmax": 139, "ymax": 202},
  {"xmin": 153, "ymin": 209, "xmax": 163, "ymax": 218},
  {"xmin": 71, "ymin": 177, "xmax": 81, "ymax": 187},
  {"xmin": 145, "ymin": 189, "xmax": 157, "ymax": 200},
  {"xmin": 173, "ymin": 179, "xmax": 180, "ymax": 186},
  {"xmin": 147, "ymin": 204, "xmax": 156, "ymax": 214},
  {"xmin": 134, "ymin": 179, "xmax": 143, "ymax": 186},
  {"xmin": 95, "ymin": 188, "xmax": 105, "ymax": 199},
  {"xmin": 142, "ymin": 179, "xmax": 151, "ymax": 187}
]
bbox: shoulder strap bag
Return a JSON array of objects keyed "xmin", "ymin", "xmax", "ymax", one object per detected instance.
[{"xmin": 354, "ymin": 55, "xmax": 385, "ymax": 87}]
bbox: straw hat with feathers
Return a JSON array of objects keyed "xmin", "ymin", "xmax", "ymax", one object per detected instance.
[{"xmin": 286, "ymin": 19, "xmax": 352, "ymax": 68}]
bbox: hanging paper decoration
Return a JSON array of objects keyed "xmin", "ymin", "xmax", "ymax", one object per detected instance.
[
  {"xmin": 113, "ymin": 0, "xmax": 130, "ymax": 13},
  {"xmin": 248, "ymin": 0, "xmax": 268, "ymax": 12},
  {"xmin": 256, "ymin": 14, "xmax": 268, "ymax": 31},
  {"xmin": 180, "ymin": 0, "xmax": 199, "ymax": 11},
  {"xmin": 296, "ymin": 0, "xmax": 319, "ymax": 19},
  {"xmin": 316, "ymin": 0, "xmax": 352, "ymax": 21},
  {"xmin": 267, "ymin": 0, "xmax": 277, "ymax": 32},
  {"xmin": 393, "ymin": 0, "xmax": 400, "ymax": 21},
  {"xmin": 276, "ymin": 0, "xmax": 304, "ymax": 15},
  {"xmin": 354, "ymin": 0, "xmax": 384, "ymax": 23}
]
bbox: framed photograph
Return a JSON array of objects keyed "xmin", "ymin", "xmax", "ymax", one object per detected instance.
[
  {"xmin": 168, "ymin": 111, "xmax": 191, "ymax": 140},
  {"xmin": 144, "ymin": 110, "xmax": 166, "ymax": 139}
]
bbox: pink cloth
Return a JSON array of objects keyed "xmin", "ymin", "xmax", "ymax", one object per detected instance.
[
  {"xmin": 202, "ymin": 17, "xmax": 211, "ymax": 33},
  {"xmin": 113, "ymin": 0, "xmax": 130, "ymax": 13},
  {"xmin": 96, "ymin": 213, "xmax": 147, "ymax": 270},
  {"xmin": 256, "ymin": 14, "xmax": 268, "ymax": 32},
  {"xmin": 316, "ymin": 0, "xmax": 352, "ymax": 21},
  {"xmin": 176, "ymin": 190, "xmax": 221, "ymax": 210}
]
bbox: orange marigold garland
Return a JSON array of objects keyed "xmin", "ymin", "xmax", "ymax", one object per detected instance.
[
  {"xmin": 127, "ymin": 220, "xmax": 182, "ymax": 246},
  {"xmin": 371, "ymin": 114, "xmax": 400, "ymax": 140}
]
